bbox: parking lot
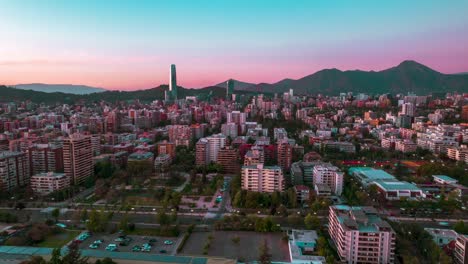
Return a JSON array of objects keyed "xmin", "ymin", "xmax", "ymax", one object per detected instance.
[{"xmin": 78, "ymin": 232, "xmax": 181, "ymax": 255}]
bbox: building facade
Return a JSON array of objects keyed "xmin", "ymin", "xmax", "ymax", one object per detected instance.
[
  {"xmin": 329, "ymin": 205, "xmax": 396, "ymax": 264},
  {"xmin": 241, "ymin": 164, "xmax": 284, "ymax": 193},
  {"xmin": 63, "ymin": 134, "xmax": 93, "ymax": 185}
]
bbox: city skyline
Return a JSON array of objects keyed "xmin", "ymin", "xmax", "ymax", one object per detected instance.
[{"xmin": 1, "ymin": 0, "xmax": 468, "ymax": 90}]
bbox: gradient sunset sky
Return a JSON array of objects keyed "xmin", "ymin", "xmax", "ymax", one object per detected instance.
[{"xmin": 1, "ymin": 0, "xmax": 467, "ymax": 90}]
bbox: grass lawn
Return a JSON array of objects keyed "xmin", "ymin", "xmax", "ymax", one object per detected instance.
[{"xmin": 37, "ymin": 230, "xmax": 81, "ymax": 248}]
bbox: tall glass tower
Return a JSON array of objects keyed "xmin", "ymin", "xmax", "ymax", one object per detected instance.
[
  {"xmin": 226, "ymin": 79, "xmax": 234, "ymax": 100},
  {"xmin": 169, "ymin": 64, "xmax": 177, "ymax": 100}
]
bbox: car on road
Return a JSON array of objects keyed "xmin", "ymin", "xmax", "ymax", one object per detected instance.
[
  {"xmin": 132, "ymin": 245, "xmax": 142, "ymax": 252},
  {"xmin": 142, "ymin": 243, "xmax": 152, "ymax": 252},
  {"xmin": 105, "ymin": 244, "xmax": 118, "ymax": 251},
  {"xmin": 164, "ymin": 240, "xmax": 173, "ymax": 245},
  {"xmin": 119, "ymin": 237, "xmax": 132, "ymax": 246},
  {"xmin": 89, "ymin": 243, "xmax": 99, "ymax": 249}
]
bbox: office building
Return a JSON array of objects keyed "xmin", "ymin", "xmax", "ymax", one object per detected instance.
[
  {"xmin": 169, "ymin": 64, "xmax": 178, "ymax": 100},
  {"xmin": 226, "ymin": 79, "xmax": 234, "ymax": 100}
]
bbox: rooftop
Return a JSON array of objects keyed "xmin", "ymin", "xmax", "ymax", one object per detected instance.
[
  {"xmin": 433, "ymin": 175, "xmax": 458, "ymax": 183},
  {"xmin": 349, "ymin": 167, "xmax": 395, "ymax": 181},
  {"xmin": 331, "ymin": 205, "xmax": 392, "ymax": 233},
  {"xmin": 373, "ymin": 180, "xmax": 422, "ymax": 191},
  {"xmin": 128, "ymin": 152, "xmax": 154, "ymax": 161},
  {"xmin": 32, "ymin": 172, "xmax": 66, "ymax": 178}
]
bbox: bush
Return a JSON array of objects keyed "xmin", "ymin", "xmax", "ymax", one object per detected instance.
[{"xmin": 0, "ymin": 212, "xmax": 18, "ymax": 223}]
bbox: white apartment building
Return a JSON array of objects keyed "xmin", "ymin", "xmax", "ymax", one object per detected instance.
[
  {"xmin": 329, "ymin": 205, "xmax": 396, "ymax": 264},
  {"xmin": 30, "ymin": 172, "xmax": 70, "ymax": 195},
  {"xmin": 395, "ymin": 140, "xmax": 417, "ymax": 153},
  {"xmin": 241, "ymin": 164, "xmax": 284, "ymax": 193},
  {"xmin": 312, "ymin": 164, "xmax": 344, "ymax": 195}
]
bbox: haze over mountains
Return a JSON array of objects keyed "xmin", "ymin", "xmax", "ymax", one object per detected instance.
[{"xmin": 2, "ymin": 61, "xmax": 467, "ymax": 103}]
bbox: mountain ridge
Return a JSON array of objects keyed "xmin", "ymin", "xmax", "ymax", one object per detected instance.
[
  {"xmin": 241, "ymin": 60, "xmax": 468, "ymax": 95},
  {"xmin": 14, "ymin": 83, "xmax": 106, "ymax": 95}
]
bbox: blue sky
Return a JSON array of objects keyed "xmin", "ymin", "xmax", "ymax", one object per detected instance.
[{"xmin": 0, "ymin": 0, "xmax": 467, "ymax": 89}]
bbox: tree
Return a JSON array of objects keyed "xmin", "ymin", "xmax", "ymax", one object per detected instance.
[
  {"xmin": 49, "ymin": 248, "xmax": 62, "ymax": 264},
  {"xmin": 454, "ymin": 221, "xmax": 468, "ymax": 235},
  {"xmin": 62, "ymin": 241, "xmax": 89, "ymax": 264},
  {"xmin": 304, "ymin": 213, "xmax": 320, "ymax": 230},
  {"xmin": 51, "ymin": 208, "xmax": 60, "ymax": 223},
  {"xmin": 19, "ymin": 255, "xmax": 47, "ymax": 264},
  {"xmin": 86, "ymin": 210, "xmax": 103, "ymax": 232},
  {"xmin": 156, "ymin": 210, "xmax": 170, "ymax": 225},
  {"xmin": 95, "ymin": 258, "xmax": 117, "ymax": 264},
  {"xmin": 258, "ymin": 239, "xmax": 272, "ymax": 264},
  {"xmin": 119, "ymin": 213, "xmax": 130, "ymax": 231}
]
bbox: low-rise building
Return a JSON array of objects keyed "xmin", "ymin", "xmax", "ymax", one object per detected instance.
[
  {"xmin": 288, "ymin": 229, "xmax": 326, "ymax": 264},
  {"xmin": 373, "ymin": 180, "xmax": 425, "ymax": 200},
  {"xmin": 425, "ymin": 228, "xmax": 459, "ymax": 246},
  {"xmin": 312, "ymin": 164, "xmax": 344, "ymax": 196},
  {"xmin": 30, "ymin": 172, "xmax": 69, "ymax": 195},
  {"xmin": 294, "ymin": 185, "xmax": 310, "ymax": 204}
]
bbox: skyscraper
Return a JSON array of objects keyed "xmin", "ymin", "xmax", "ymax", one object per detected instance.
[
  {"xmin": 63, "ymin": 134, "xmax": 93, "ymax": 185},
  {"xmin": 169, "ymin": 64, "xmax": 177, "ymax": 100},
  {"xmin": 226, "ymin": 79, "xmax": 234, "ymax": 100}
]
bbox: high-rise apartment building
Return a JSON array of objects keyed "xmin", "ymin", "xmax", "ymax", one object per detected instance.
[
  {"xmin": 401, "ymin": 102, "xmax": 415, "ymax": 117},
  {"xmin": 28, "ymin": 144, "xmax": 64, "ymax": 175},
  {"xmin": 217, "ymin": 146, "xmax": 240, "ymax": 174},
  {"xmin": 63, "ymin": 134, "xmax": 93, "ymax": 185},
  {"xmin": 195, "ymin": 134, "xmax": 226, "ymax": 166},
  {"xmin": 167, "ymin": 125, "xmax": 192, "ymax": 146},
  {"xmin": 277, "ymin": 139, "xmax": 292, "ymax": 171},
  {"xmin": 329, "ymin": 205, "xmax": 396, "ymax": 264},
  {"xmin": 241, "ymin": 164, "xmax": 284, "ymax": 193},
  {"xmin": 0, "ymin": 151, "xmax": 30, "ymax": 191}
]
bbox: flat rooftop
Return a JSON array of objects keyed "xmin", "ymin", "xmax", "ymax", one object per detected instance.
[
  {"xmin": 349, "ymin": 167, "xmax": 395, "ymax": 181},
  {"xmin": 374, "ymin": 180, "xmax": 422, "ymax": 191},
  {"xmin": 433, "ymin": 175, "xmax": 458, "ymax": 182}
]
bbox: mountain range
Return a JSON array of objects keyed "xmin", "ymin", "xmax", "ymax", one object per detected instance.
[
  {"xmin": 1, "ymin": 60, "xmax": 467, "ymax": 104},
  {"xmin": 235, "ymin": 60, "xmax": 468, "ymax": 95},
  {"xmin": 14, "ymin": 83, "xmax": 106, "ymax": 94}
]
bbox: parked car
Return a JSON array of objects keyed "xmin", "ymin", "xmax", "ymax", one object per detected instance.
[
  {"xmin": 89, "ymin": 243, "xmax": 99, "ymax": 249},
  {"xmin": 164, "ymin": 240, "xmax": 173, "ymax": 245},
  {"xmin": 105, "ymin": 244, "xmax": 118, "ymax": 251},
  {"xmin": 132, "ymin": 245, "xmax": 142, "ymax": 252}
]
